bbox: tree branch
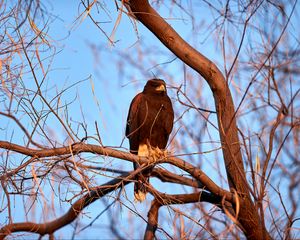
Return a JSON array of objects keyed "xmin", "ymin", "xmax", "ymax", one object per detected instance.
[
  {"xmin": 0, "ymin": 141, "xmax": 234, "ymax": 202},
  {"xmin": 144, "ymin": 189, "xmax": 231, "ymax": 239},
  {"xmin": 0, "ymin": 138, "xmax": 235, "ymax": 239},
  {"xmin": 151, "ymin": 167, "xmax": 204, "ymax": 188},
  {"xmin": 0, "ymin": 170, "xmax": 139, "ymax": 239},
  {"xmin": 126, "ymin": 1, "xmax": 271, "ymax": 239}
]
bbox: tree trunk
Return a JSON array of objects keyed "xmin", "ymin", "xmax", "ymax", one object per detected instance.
[{"xmin": 127, "ymin": 1, "xmax": 271, "ymax": 239}]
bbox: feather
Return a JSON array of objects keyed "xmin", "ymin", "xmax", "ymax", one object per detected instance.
[{"xmin": 126, "ymin": 79, "xmax": 174, "ymax": 202}]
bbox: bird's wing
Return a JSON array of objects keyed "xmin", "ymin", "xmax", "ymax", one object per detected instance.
[
  {"xmin": 165, "ymin": 96, "xmax": 174, "ymax": 135},
  {"xmin": 125, "ymin": 93, "xmax": 144, "ymax": 137}
]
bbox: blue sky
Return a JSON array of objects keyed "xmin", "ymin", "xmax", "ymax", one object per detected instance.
[
  {"xmin": 1, "ymin": 0, "xmax": 300, "ymax": 239},
  {"xmin": 0, "ymin": 2, "xmax": 227, "ymax": 238}
]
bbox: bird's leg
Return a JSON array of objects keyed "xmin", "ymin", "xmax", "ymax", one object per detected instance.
[
  {"xmin": 152, "ymin": 146, "xmax": 168, "ymax": 161},
  {"xmin": 146, "ymin": 141, "xmax": 157, "ymax": 164},
  {"xmin": 146, "ymin": 146, "xmax": 168, "ymax": 166},
  {"xmin": 138, "ymin": 143, "xmax": 149, "ymax": 158}
]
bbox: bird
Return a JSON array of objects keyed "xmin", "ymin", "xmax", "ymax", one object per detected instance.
[{"xmin": 126, "ymin": 79, "xmax": 174, "ymax": 202}]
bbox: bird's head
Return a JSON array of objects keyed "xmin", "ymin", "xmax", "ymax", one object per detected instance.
[{"xmin": 143, "ymin": 79, "xmax": 167, "ymax": 95}]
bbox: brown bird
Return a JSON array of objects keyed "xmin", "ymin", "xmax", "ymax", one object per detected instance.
[{"xmin": 126, "ymin": 79, "xmax": 174, "ymax": 202}]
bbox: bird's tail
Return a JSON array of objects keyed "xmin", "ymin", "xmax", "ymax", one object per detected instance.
[
  {"xmin": 133, "ymin": 143, "xmax": 150, "ymax": 202},
  {"xmin": 134, "ymin": 175, "xmax": 148, "ymax": 202}
]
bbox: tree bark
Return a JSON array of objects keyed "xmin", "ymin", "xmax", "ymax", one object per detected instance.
[
  {"xmin": 0, "ymin": 140, "xmax": 237, "ymax": 239},
  {"xmin": 127, "ymin": 0, "xmax": 271, "ymax": 239},
  {"xmin": 0, "ymin": 172, "xmax": 136, "ymax": 239},
  {"xmin": 0, "ymin": 140, "xmax": 234, "ymax": 202}
]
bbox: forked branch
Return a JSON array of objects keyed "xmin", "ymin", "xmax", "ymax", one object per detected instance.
[
  {"xmin": 0, "ymin": 140, "xmax": 234, "ymax": 238},
  {"xmin": 0, "ymin": 171, "xmax": 137, "ymax": 239},
  {"xmin": 126, "ymin": 0, "xmax": 271, "ymax": 239}
]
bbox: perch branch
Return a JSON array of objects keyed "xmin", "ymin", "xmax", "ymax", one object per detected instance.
[
  {"xmin": 0, "ymin": 141, "xmax": 234, "ymax": 202},
  {"xmin": 0, "ymin": 169, "xmax": 140, "ymax": 239},
  {"xmin": 126, "ymin": 1, "xmax": 271, "ymax": 239}
]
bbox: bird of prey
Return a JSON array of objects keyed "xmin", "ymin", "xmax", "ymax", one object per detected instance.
[{"xmin": 126, "ymin": 79, "xmax": 174, "ymax": 202}]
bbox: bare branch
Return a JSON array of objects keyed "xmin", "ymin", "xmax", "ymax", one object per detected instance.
[
  {"xmin": 126, "ymin": 0, "xmax": 271, "ymax": 239},
  {"xmin": 0, "ymin": 140, "xmax": 234, "ymax": 202},
  {"xmin": 0, "ymin": 170, "xmax": 139, "ymax": 239}
]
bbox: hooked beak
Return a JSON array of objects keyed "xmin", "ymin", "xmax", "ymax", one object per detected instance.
[{"xmin": 155, "ymin": 84, "xmax": 166, "ymax": 92}]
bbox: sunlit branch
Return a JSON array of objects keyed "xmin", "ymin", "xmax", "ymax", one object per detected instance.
[
  {"xmin": 0, "ymin": 140, "xmax": 234, "ymax": 202},
  {"xmin": 0, "ymin": 170, "xmax": 139, "ymax": 239}
]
